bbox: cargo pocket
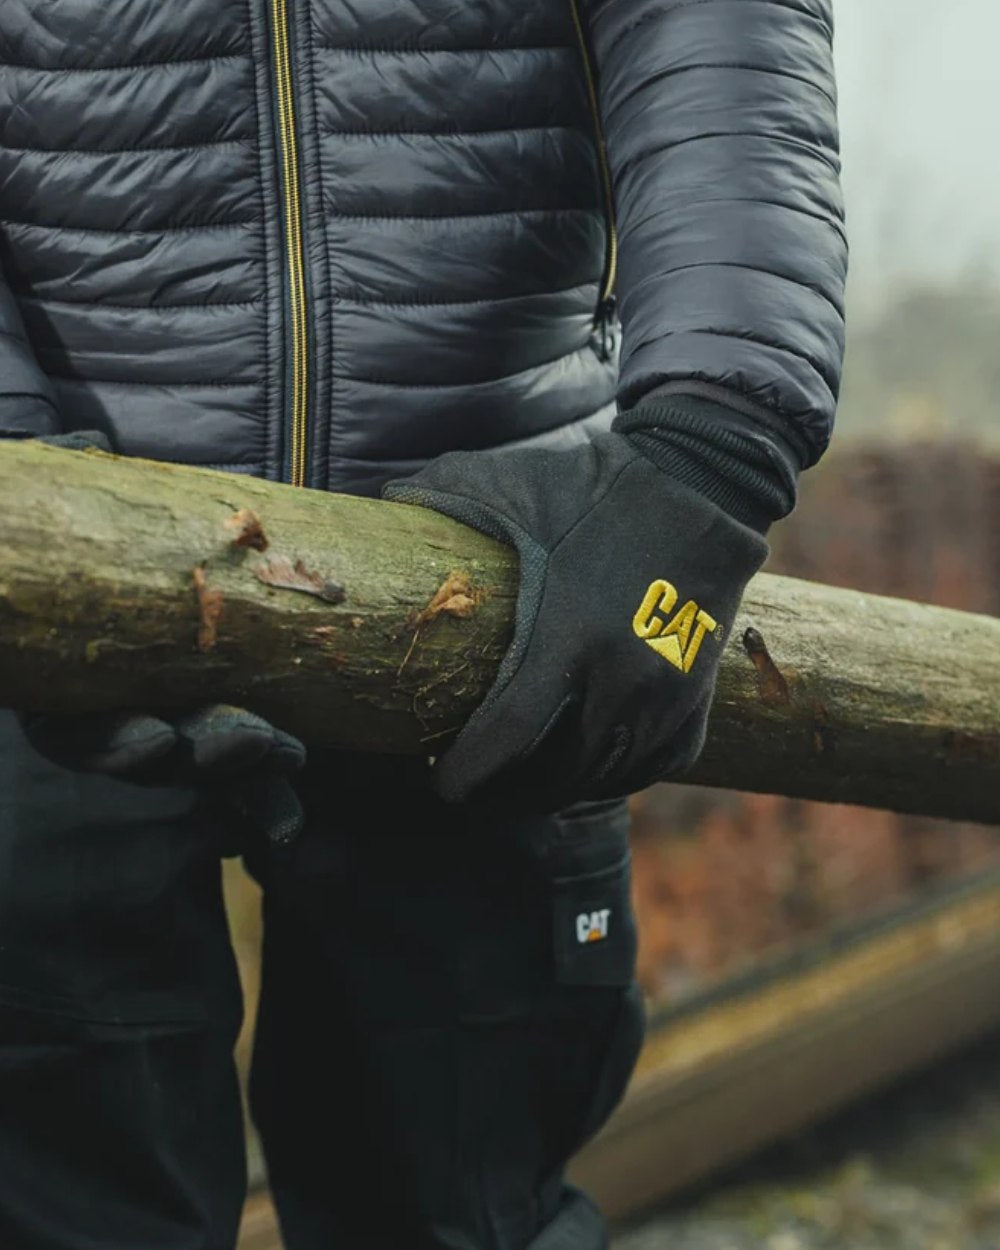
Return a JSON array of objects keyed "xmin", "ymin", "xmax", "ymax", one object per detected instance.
[
  {"xmin": 552, "ymin": 852, "xmax": 637, "ymax": 988},
  {"xmin": 537, "ymin": 806, "xmax": 646, "ymax": 1169}
]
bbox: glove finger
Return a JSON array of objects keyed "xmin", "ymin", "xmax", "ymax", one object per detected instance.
[
  {"xmin": 432, "ymin": 682, "xmax": 579, "ymax": 810},
  {"xmin": 213, "ymin": 772, "xmax": 305, "ymax": 848},
  {"xmin": 656, "ymin": 689, "xmax": 713, "ymax": 782},
  {"xmin": 264, "ymin": 727, "xmax": 308, "ymax": 775},
  {"xmin": 21, "ymin": 711, "xmax": 178, "ymax": 778},
  {"xmin": 174, "ymin": 704, "xmax": 305, "ymax": 778},
  {"xmin": 252, "ymin": 774, "xmax": 306, "ymax": 845},
  {"xmin": 480, "ymin": 702, "xmax": 594, "ymax": 814},
  {"xmin": 592, "ymin": 686, "xmax": 714, "ymax": 802}
]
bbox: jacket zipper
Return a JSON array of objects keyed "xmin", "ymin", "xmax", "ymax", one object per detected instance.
[
  {"xmin": 270, "ymin": 0, "xmax": 309, "ymax": 487},
  {"xmin": 568, "ymin": 0, "xmax": 618, "ymax": 359}
]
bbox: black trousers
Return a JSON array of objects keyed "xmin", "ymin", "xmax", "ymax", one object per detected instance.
[{"xmin": 0, "ymin": 713, "xmax": 644, "ymax": 1250}]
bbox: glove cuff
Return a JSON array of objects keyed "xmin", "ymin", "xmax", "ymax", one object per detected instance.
[{"xmin": 613, "ymin": 395, "xmax": 799, "ymax": 534}]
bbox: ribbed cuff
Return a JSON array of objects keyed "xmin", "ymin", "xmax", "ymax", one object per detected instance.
[{"xmin": 613, "ymin": 395, "xmax": 800, "ymax": 534}]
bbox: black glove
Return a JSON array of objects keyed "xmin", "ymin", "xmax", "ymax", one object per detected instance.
[
  {"xmin": 384, "ymin": 398, "xmax": 784, "ymax": 812},
  {"xmin": 4, "ymin": 428, "xmax": 306, "ymax": 844},
  {"xmin": 22, "ymin": 704, "xmax": 306, "ymax": 845}
]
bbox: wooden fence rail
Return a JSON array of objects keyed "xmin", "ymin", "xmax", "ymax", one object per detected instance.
[{"xmin": 1, "ymin": 440, "xmax": 998, "ymax": 822}]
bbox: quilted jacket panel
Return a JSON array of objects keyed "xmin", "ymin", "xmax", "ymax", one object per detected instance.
[{"xmin": 0, "ymin": 0, "xmax": 845, "ymax": 489}]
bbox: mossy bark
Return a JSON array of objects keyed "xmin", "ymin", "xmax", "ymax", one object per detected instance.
[{"xmin": 1, "ymin": 440, "xmax": 998, "ymax": 822}]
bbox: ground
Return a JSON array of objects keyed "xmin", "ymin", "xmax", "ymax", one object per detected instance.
[{"xmin": 614, "ymin": 1027, "xmax": 1000, "ymax": 1250}]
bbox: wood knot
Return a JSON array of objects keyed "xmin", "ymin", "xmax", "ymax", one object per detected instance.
[
  {"xmin": 743, "ymin": 627, "xmax": 791, "ymax": 707},
  {"xmin": 224, "ymin": 508, "xmax": 268, "ymax": 552}
]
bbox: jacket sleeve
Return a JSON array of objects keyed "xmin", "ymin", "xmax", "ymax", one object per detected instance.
[
  {"xmin": 0, "ymin": 271, "xmax": 59, "ymax": 436},
  {"xmin": 585, "ymin": 0, "xmax": 847, "ymax": 467}
]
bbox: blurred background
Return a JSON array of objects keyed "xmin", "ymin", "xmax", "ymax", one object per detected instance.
[
  {"xmin": 614, "ymin": 0, "xmax": 1000, "ymax": 1007},
  {"xmin": 608, "ymin": 2, "xmax": 1000, "ymax": 1244},
  {"xmin": 239, "ymin": 2, "xmax": 1000, "ymax": 1245},
  {"xmin": 834, "ymin": 0, "xmax": 1000, "ymax": 446}
]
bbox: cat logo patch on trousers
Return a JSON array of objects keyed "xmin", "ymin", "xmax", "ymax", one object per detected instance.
[
  {"xmin": 632, "ymin": 579, "xmax": 718, "ymax": 673},
  {"xmin": 576, "ymin": 909, "xmax": 611, "ymax": 944}
]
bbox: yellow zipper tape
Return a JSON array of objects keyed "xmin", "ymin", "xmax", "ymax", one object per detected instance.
[{"xmin": 272, "ymin": 0, "xmax": 309, "ymax": 487}]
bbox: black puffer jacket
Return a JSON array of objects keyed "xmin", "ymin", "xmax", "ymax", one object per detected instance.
[{"xmin": 0, "ymin": 0, "xmax": 845, "ymax": 493}]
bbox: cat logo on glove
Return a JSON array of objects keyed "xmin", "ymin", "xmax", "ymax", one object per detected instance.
[
  {"xmin": 633, "ymin": 580, "xmax": 718, "ymax": 673},
  {"xmin": 577, "ymin": 909, "xmax": 611, "ymax": 944}
]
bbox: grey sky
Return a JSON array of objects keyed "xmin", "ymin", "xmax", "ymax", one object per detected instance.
[{"xmin": 834, "ymin": 0, "xmax": 1000, "ymax": 309}]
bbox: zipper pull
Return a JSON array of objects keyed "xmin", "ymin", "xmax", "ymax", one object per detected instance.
[{"xmin": 594, "ymin": 295, "xmax": 618, "ymax": 363}]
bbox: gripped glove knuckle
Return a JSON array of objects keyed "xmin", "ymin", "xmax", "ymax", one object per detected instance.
[{"xmin": 21, "ymin": 703, "xmax": 306, "ymax": 847}]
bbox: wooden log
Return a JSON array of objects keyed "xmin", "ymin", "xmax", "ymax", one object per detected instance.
[
  {"xmin": 0, "ymin": 439, "xmax": 518, "ymax": 756},
  {"xmin": 1, "ymin": 439, "xmax": 998, "ymax": 822}
]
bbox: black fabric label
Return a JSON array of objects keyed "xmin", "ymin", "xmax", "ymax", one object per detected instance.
[{"xmin": 552, "ymin": 855, "xmax": 637, "ymax": 987}]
